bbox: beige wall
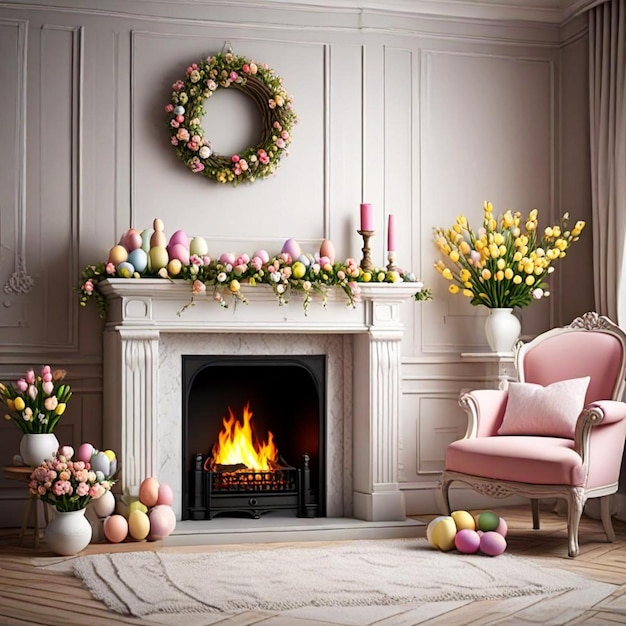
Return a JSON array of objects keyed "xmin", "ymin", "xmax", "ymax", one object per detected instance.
[{"xmin": 0, "ymin": 0, "xmax": 593, "ymax": 524}]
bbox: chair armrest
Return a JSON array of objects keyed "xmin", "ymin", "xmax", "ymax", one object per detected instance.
[
  {"xmin": 574, "ymin": 400, "xmax": 626, "ymax": 461},
  {"xmin": 459, "ymin": 389, "xmax": 509, "ymax": 438}
]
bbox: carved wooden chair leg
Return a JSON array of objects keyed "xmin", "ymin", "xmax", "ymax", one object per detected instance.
[
  {"xmin": 531, "ymin": 498, "xmax": 540, "ymax": 529},
  {"xmin": 567, "ymin": 490, "xmax": 585, "ymax": 557},
  {"xmin": 600, "ymin": 495, "xmax": 616, "ymax": 543},
  {"xmin": 440, "ymin": 476, "xmax": 452, "ymax": 515}
]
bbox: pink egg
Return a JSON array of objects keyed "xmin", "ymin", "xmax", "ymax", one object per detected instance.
[
  {"xmin": 104, "ymin": 514, "xmax": 128, "ymax": 543},
  {"xmin": 319, "ymin": 239, "xmax": 336, "ymax": 263},
  {"xmin": 455, "ymin": 529, "xmax": 481, "ymax": 554},
  {"xmin": 76, "ymin": 443, "xmax": 94, "ymax": 464},
  {"xmin": 168, "ymin": 229, "xmax": 189, "ymax": 248},
  {"xmin": 281, "ymin": 238, "xmax": 301, "ymax": 260},
  {"xmin": 253, "ymin": 249, "xmax": 270, "ymax": 264},
  {"xmin": 122, "ymin": 229, "xmax": 142, "ymax": 251},
  {"xmin": 168, "ymin": 243, "xmax": 189, "ymax": 266},
  {"xmin": 480, "ymin": 531, "xmax": 507, "ymax": 556},
  {"xmin": 220, "ymin": 252, "xmax": 236, "ymax": 265},
  {"xmin": 139, "ymin": 476, "xmax": 160, "ymax": 508},
  {"xmin": 496, "ymin": 517, "xmax": 508, "ymax": 537},
  {"xmin": 148, "ymin": 505, "xmax": 177, "ymax": 541},
  {"xmin": 156, "ymin": 483, "xmax": 174, "ymax": 506}
]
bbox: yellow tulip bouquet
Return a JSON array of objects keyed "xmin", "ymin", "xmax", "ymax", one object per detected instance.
[{"xmin": 434, "ymin": 202, "xmax": 586, "ymax": 308}]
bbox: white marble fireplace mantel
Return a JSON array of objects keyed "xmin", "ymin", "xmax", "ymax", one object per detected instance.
[{"xmin": 100, "ymin": 278, "xmax": 418, "ymax": 523}]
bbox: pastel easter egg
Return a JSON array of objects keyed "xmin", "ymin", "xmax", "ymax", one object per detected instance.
[
  {"xmin": 167, "ymin": 259, "xmax": 182, "ymax": 276},
  {"xmin": 451, "ymin": 510, "xmax": 476, "ymax": 531},
  {"xmin": 455, "ymin": 529, "xmax": 481, "ymax": 554},
  {"xmin": 480, "ymin": 531, "xmax": 507, "ymax": 556},
  {"xmin": 153, "ymin": 217, "xmax": 164, "ymax": 232},
  {"xmin": 150, "ymin": 230, "xmax": 167, "ymax": 248},
  {"xmin": 168, "ymin": 243, "xmax": 189, "ymax": 266},
  {"xmin": 477, "ymin": 511, "xmax": 500, "ymax": 532},
  {"xmin": 139, "ymin": 476, "xmax": 160, "ymax": 508},
  {"xmin": 128, "ymin": 248, "xmax": 148, "ymax": 273},
  {"xmin": 220, "ymin": 252, "xmax": 236, "ymax": 265},
  {"xmin": 427, "ymin": 516, "xmax": 457, "ymax": 552},
  {"xmin": 129, "ymin": 500, "xmax": 148, "ymax": 515},
  {"xmin": 76, "ymin": 443, "xmax": 94, "ymax": 464},
  {"xmin": 116, "ymin": 261, "xmax": 135, "ymax": 278},
  {"xmin": 168, "ymin": 229, "xmax": 189, "ymax": 249},
  {"xmin": 90, "ymin": 451, "xmax": 111, "ymax": 476},
  {"xmin": 122, "ymin": 229, "xmax": 143, "ymax": 251},
  {"xmin": 148, "ymin": 505, "xmax": 177, "ymax": 541},
  {"xmin": 253, "ymin": 249, "xmax": 270, "ymax": 264},
  {"xmin": 108, "ymin": 245, "xmax": 128, "ymax": 265},
  {"xmin": 281, "ymin": 238, "xmax": 301, "ymax": 260},
  {"xmin": 173, "ymin": 105, "xmax": 185, "ymax": 115},
  {"xmin": 104, "ymin": 514, "xmax": 128, "ymax": 543},
  {"xmin": 297, "ymin": 254, "xmax": 311, "ymax": 267},
  {"xmin": 156, "ymin": 483, "xmax": 174, "ymax": 506},
  {"xmin": 319, "ymin": 239, "xmax": 336, "ymax": 263},
  {"xmin": 141, "ymin": 229, "xmax": 153, "ymax": 252},
  {"xmin": 496, "ymin": 517, "xmax": 508, "ymax": 538},
  {"xmin": 128, "ymin": 509, "xmax": 151, "ymax": 541},
  {"xmin": 291, "ymin": 261, "xmax": 306, "ymax": 279},
  {"xmin": 91, "ymin": 490, "xmax": 116, "ymax": 518},
  {"xmin": 149, "ymin": 246, "xmax": 169, "ymax": 270},
  {"xmin": 190, "ymin": 236, "xmax": 209, "ymax": 257},
  {"xmin": 426, "ymin": 516, "xmax": 446, "ymax": 546}
]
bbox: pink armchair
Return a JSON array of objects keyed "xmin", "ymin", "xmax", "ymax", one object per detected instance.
[{"xmin": 441, "ymin": 312, "xmax": 626, "ymax": 557}]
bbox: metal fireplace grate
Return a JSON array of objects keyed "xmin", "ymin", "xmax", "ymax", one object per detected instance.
[{"xmin": 188, "ymin": 453, "xmax": 318, "ymax": 520}]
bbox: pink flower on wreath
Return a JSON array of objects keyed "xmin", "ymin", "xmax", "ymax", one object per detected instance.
[
  {"xmin": 189, "ymin": 254, "xmax": 203, "ymax": 266},
  {"xmin": 251, "ymin": 256, "xmax": 263, "ymax": 271},
  {"xmin": 273, "ymin": 121, "xmax": 282, "ymax": 130},
  {"xmin": 242, "ymin": 64, "xmax": 250, "ymax": 73},
  {"xmin": 165, "ymin": 104, "xmax": 174, "ymax": 113},
  {"xmin": 170, "ymin": 137, "xmax": 179, "ymax": 146},
  {"xmin": 275, "ymin": 138, "xmax": 286, "ymax": 149},
  {"xmin": 231, "ymin": 154, "xmax": 240, "ymax": 163},
  {"xmin": 189, "ymin": 157, "xmax": 204, "ymax": 173},
  {"xmin": 172, "ymin": 80, "xmax": 184, "ymax": 91},
  {"xmin": 229, "ymin": 71, "xmax": 238, "ymax": 82},
  {"xmin": 176, "ymin": 128, "xmax": 190, "ymax": 142},
  {"xmin": 187, "ymin": 139, "xmax": 199, "ymax": 151},
  {"xmin": 192, "ymin": 280, "xmax": 206, "ymax": 295},
  {"xmin": 170, "ymin": 120, "xmax": 180, "ymax": 129}
]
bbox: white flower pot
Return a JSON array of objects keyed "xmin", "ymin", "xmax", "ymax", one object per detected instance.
[
  {"xmin": 45, "ymin": 508, "xmax": 92, "ymax": 556},
  {"xmin": 19, "ymin": 433, "xmax": 59, "ymax": 467},
  {"xmin": 484, "ymin": 308, "xmax": 522, "ymax": 353}
]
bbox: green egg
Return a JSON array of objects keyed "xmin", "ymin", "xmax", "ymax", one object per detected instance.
[{"xmin": 477, "ymin": 511, "xmax": 500, "ymax": 532}]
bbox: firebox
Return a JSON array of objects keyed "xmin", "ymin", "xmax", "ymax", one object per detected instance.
[{"xmin": 181, "ymin": 354, "xmax": 326, "ymax": 521}]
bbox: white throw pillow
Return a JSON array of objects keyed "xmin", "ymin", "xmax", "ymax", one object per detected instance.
[{"xmin": 497, "ymin": 376, "xmax": 591, "ymax": 438}]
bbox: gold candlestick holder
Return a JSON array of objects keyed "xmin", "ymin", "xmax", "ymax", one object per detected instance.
[
  {"xmin": 386, "ymin": 251, "xmax": 397, "ymax": 272},
  {"xmin": 357, "ymin": 230, "xmax": 375, "ymax": 271}
]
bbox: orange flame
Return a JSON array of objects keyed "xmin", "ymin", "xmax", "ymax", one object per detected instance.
[{"xmin": 211, "ymin": 403, "xmax": 278, "ymax": 470}]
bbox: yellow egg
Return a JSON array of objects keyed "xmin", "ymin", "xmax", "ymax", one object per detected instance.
[
  {"xmin": 139, "ymin": 476, "xmax": 160, "ymax": 508},
  {"xmin": 129, "ymin": 500, "xmax": 148, "ymax": 515},
  {"xmin": 104, "ymin": 514, "xmax": 128, "ymax": 543},
  {"xmin": 451, "ymin": 510, "xmax": 476, "ymax": 531},
  {"xmin": 103, "ymin": 449, "xmax": 116, "ymax": 461},
  {"xmin": 167, "ymin": 259, "xmax": 182, "ymax": 276},
  {"xmin": 108, "ymin": 245, "xmax": 128, "ymax": 265},
  {"xmin": 149, "ymin": 246, "xmax": 169, "ymax": 270},
  {"xmin": 128, "ymin": 509, "xmax": 150, "ymax": 541}
]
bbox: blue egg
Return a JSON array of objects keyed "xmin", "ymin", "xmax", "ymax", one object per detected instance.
[
  {"xmin": 173, "ymin": 105, "xmax": 185, "ymax": 115},
  {"xmin": 116, "ymin": 261, "xmax": 135, "ymax": 278},
  {"xmin": 128, "ymin": 248, "xmax": 148, "ymax": 273},
  {"xmin": 297, "ymin": 254, "xmax": 311, "ymax": 267}
]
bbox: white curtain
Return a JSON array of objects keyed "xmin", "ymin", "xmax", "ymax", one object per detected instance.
[{"xmin": 589, "ymin": 0, "xmax": 626, "ymax": 325}]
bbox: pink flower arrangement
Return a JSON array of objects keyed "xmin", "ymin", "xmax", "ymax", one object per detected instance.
[
  {"xmin": 0, "ymin": 366, "xmax": 72, "ymax": 434},
  {"xmin": 29, "ymin": 449, "xmax": 115, "ymax": 512}
]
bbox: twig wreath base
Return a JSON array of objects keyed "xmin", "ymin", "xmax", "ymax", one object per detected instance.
[{"xmin": 166, "ymin": 51, "xmax": 297, "ymax": 186}]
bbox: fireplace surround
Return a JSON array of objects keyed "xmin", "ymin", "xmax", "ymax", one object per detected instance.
[{"xmin": 100, "ymin": 278, "xmax": 418, "ymax": 525}]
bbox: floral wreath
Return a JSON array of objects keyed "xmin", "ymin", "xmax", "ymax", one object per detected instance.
[{"xmin": 165, "ymin": 51, "xmax": 297, "ymax": 186}]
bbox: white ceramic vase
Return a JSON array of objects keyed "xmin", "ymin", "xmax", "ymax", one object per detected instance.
[
  {"xmin": 45, "ymin": 508, "xmax": 92, "ymax": 556},
  {"xmin": 484, "ymin": 308, "xmax": 522, "ymax": 353},
  {"xmin": 19, "ymin": 432, "xmax": 59, "ymax": 467}
]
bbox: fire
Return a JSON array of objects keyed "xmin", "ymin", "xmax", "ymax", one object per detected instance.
[{"xmin": 211, "ymin": 403, "xmax": 278, "ymax": 470}]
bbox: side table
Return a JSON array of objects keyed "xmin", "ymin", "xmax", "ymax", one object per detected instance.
[{"xmin": 3, "ymin": 466, "xmax": 49, "ymax": 547}]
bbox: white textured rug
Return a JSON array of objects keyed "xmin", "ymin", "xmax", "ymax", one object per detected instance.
[{"xmin": 72, "ymin": 539, "xmax": 611, "ymax": 620}]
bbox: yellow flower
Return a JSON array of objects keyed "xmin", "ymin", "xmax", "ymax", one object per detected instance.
[
  {"xmin": 482, "ymin": 269, "xmax": 492, "ymax": 280},
  {"xmin": 513, "ymin": 275, "xmax": 523, "ymax": 284},
  {"xmin": 55, "ymin": 403, "xmax": 66, "ymax": 415},
  {"xmin": 459, "ymin": 269, "xmax": 471, "ymax": 282},
  {"xmin": 462, "ymin": 289, "xmax": 473, "ymax": 297},
  {"xmin": 504, "ymin": 268, "xmax": 514, "ymax": 280},
  {"xmin": 502, "ymin": 210, "xmax": 514, "ymax": 228},
  {"xmin": 495, "ymin": 270, "xmax": 504, "ymax": 281},
  {"xmin": 14, "ymin": 397, "xmax": 25, "ymax": 411},
  {"xmin": 494, "ymin": 233, "xmax": 505, "ymax": 246},
  {"xmin": 459, "ymin": 241, "xmax": 470, "ymax": 255},
  {"xmin": 442, "ymin": 268, "xmax": 453, "ymax": 280},
  {"xmin": 496, "ymin": 258, "xmax": 506, "ymax": 270},
  {"xmin": 7, "ymin": 398, "xmax": 15, "ymax": 411},
  {"xmin": 448, "ymin": 284, "xmax": 460, "ymax": 294},
  {"xmin": 449, "ymin": 250, "xmax": 460, "ymax": 263},
  {"xmin": 525, "ymin": 275, "xmax": 535, "ymax": 286}
]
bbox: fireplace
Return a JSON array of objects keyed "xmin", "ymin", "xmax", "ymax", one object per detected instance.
[
  {"xmin": 182, "ymin": 354, "xmax": 326, "ymax": 520},
  {"xmin": 101, "ymin": 279, "xmax": 418, "ymax": 528}
]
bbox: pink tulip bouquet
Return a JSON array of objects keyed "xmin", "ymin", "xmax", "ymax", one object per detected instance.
[
  {"xmin": 0, "ymin": 365, "xmax": 72, "ymax": 434},
  {"xmin": 29, "ymin": 447, "xmax": 114, "ymax": 512}
]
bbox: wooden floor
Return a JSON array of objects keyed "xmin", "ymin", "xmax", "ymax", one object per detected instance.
[{"xmin": 1, "ymin": 504, "xmax": 626, "ymax": 625}]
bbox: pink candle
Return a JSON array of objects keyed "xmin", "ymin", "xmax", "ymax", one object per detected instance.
[
  {"xmin": 360, "ymin": 203, "xmax": 373, "ymax": 231},
  {"xmin": 387, "ymin": 214, "xmax": 397, "ymax": 252}
]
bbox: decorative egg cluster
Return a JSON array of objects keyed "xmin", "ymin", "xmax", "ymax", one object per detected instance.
[
  {"xmin": 427, "ymin": 510, "xmax": 508, "ymax": 556},
  {"xmin": 103, "ymin": 476, "xmax": 176, "ymax": 544}
]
